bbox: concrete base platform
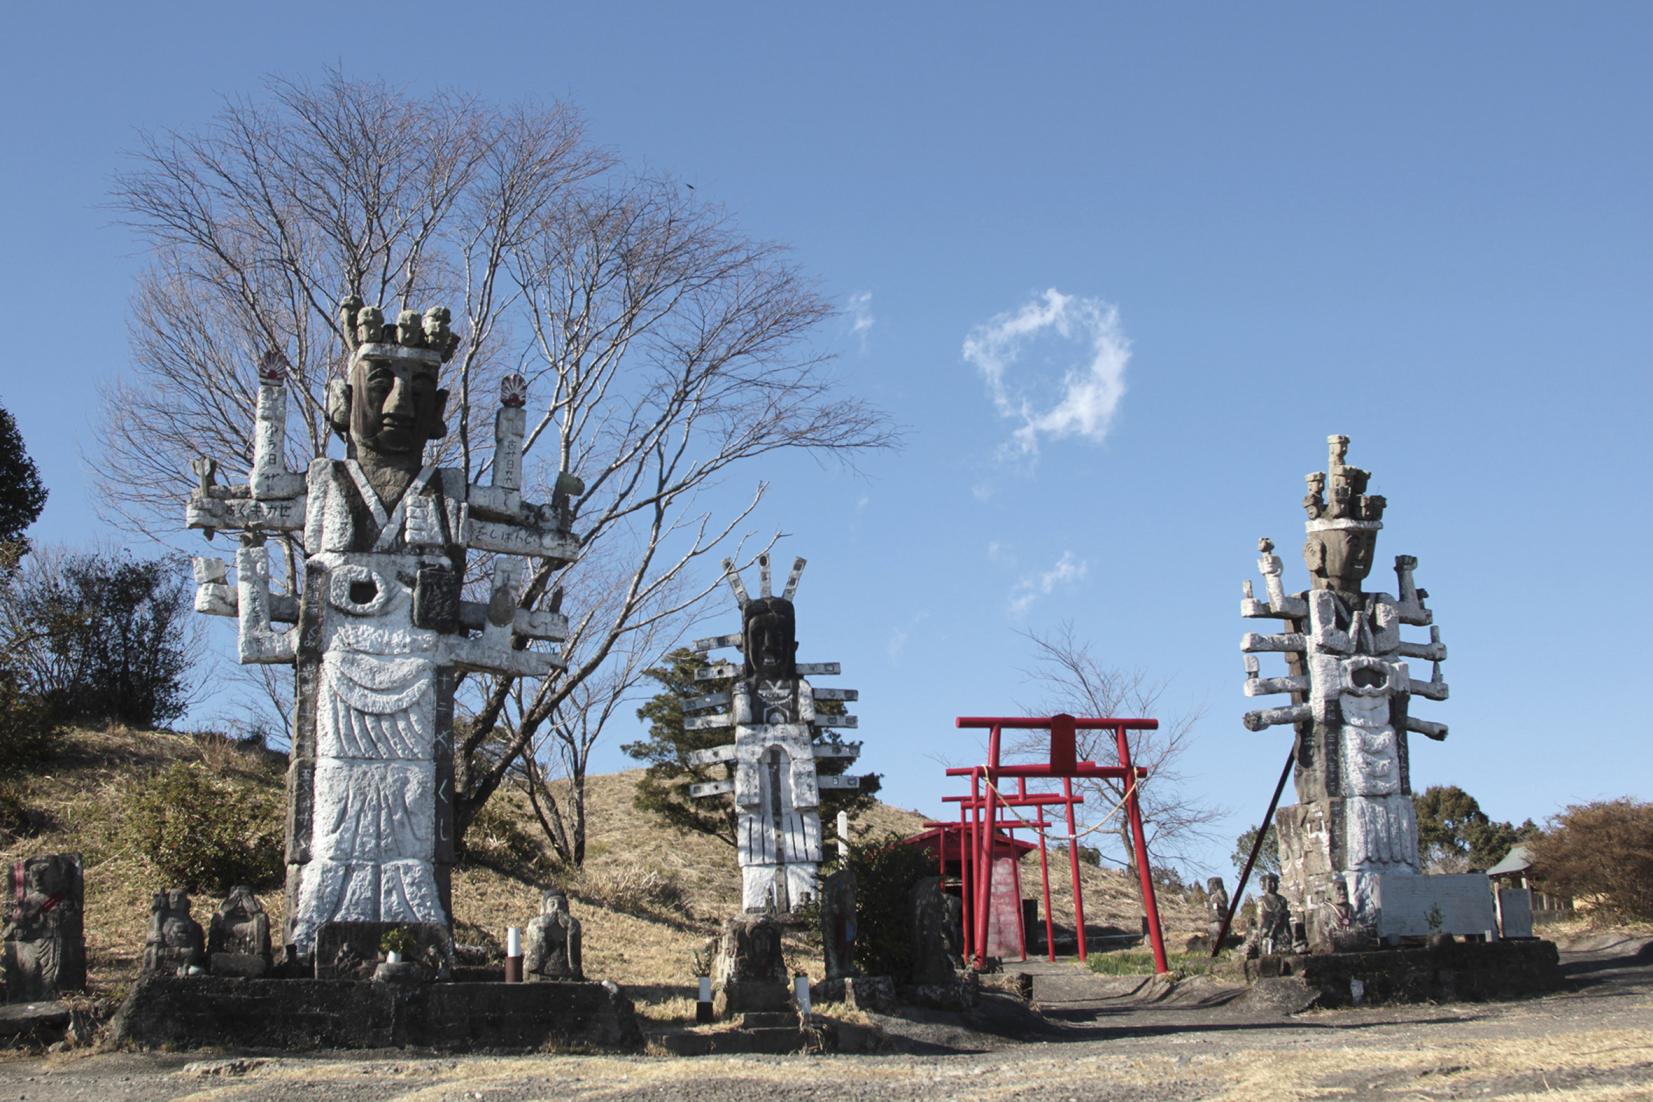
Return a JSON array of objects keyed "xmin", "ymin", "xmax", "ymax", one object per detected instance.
[
  {"xmin": 109, "ymin": 975, "xmax": 642, "ymax": 1052},
  {"xmin": 1243, "ymin": 939, "xmax": 1562, "ymax": 1010}
]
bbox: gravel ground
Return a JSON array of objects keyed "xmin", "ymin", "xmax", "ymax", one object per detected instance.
[{"xmin": 2, "ymin": 939, "xmax": 1649, "ymax": 1101}]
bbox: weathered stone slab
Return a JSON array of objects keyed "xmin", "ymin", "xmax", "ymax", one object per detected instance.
[
  {"xmin": 109, "ymin": 975, "xmax": 642, "ymax": 1052},
  {"xmin": 1497, "ymin": 887, "xmax": 1535, "ymax": 939},
  {"xmin": 1375, "ymin": 873, "xmax": 1496, "ymax": 939}
]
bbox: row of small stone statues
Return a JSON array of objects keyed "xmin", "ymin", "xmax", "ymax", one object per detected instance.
[
  {"xmin": 1, "ymin": 852, "xmax": 585, "ymax": 1002},
  {"xmin": 1204, "ymin": 873, "xmax": 1370, "ymax": 958}
]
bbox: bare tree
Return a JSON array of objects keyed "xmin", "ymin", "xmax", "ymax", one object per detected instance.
[
  {"xmin": 1017, "ymin": 622, "xmax": 1222, "ymax": 891},
  {"xmin": 104, "ymin": 74, "xmax": 895, "ymax": 856}
]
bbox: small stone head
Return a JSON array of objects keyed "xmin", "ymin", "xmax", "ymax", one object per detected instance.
[
  {"xmin": 1260, "ymin": 873, "xmax": 1280, "ymax": 896},
  {"xmin": 165, "ymin": 888, "xmax": 192, "ymax": 917},
  {"xmin": 541, "ymin": 889, "xmax": 570, "ymax": 917},
  {"xmin": 396, "ymin": 309, "xmax": 424, "ymax": 347},
  {"xmin": 741, "ymin": 596, "xmax": 797, "ymax": 680},
  {"xmin": 220, "ymin": 885, "xmax": 260, "ymax": 920},
  {"xmin": 1207, "ymin": 877, "xmax": 1226, "ymax": 897}
]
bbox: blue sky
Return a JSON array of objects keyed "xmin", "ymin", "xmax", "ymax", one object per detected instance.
[{"xmin": 3, "ymin": 3, "xmax": 1649, "ymax": 881}]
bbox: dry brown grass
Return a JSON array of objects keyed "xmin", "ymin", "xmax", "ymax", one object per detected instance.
[{"xmin": 2, "ymin": 725, "xmax": 1205, "ymax": 1003}]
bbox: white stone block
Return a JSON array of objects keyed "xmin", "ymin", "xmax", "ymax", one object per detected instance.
[{"xmin": 1374, "ymin": 873, "xmax": 1496, "ymax": 939}]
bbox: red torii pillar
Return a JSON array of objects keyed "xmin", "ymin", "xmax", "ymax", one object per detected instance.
[
  {"xmin": 943, "ymin": 787, "xmax": 1080, "ymax": 963},
  {"xmin": 953, "ymin": 713, "xmax": 1170, "ymax": 974}
]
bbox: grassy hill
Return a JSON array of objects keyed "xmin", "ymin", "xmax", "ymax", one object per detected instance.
[{"xmin": 1, "ymin": 725, "xmax": 1206, "ymax": 1001}]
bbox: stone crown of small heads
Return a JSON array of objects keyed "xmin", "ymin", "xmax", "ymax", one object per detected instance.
[
  {"xmin": 1303, "ymin": 434, "xmax": 1386, "ymax": 532},
  {"xmin": 339, "ymin": 295, "xmax": 461, "ymax": 365}
]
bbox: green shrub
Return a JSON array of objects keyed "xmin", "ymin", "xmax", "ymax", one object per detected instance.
[
  {"xmin": 121, "ymin": 762, "xmax": 283, "ymax": 894},
  {"xmin": 0, "ymin": 668, "xmax": 59, "ymax": 776},
  {"xmin": 845, "ymin": 831, "xmax": 936, "ymax": 979}
]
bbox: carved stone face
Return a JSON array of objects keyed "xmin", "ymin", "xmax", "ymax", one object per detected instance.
[
  {"xmin": 542, "ymin": 890, "xmax": 569, "ymax": 917},
  {"xmin": 1260, "ymin": 873, "xmax": 1280, "ymax": 895},
  {"xmin": 1305, "ymin": 528, "xmax": 1377, "ymax": 594},
  {"xmin": 742, "ymin": 597, "xmax": 797, "ymax": 680},
  {"xmin": 347, "ymin": 354, "xmax": 448, "ymax": 465}
]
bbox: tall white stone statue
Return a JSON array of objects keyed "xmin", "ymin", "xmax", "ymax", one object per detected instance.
[
  {"xmin": 685, "ymin": 555, "xmax": 862, "ymax": 912},
  {"xmin": 186, "ymin": 300, "xmax": 579, "ymax": 959},
  {"xmin": 1239, "ymin": 435, "xmax": 1450, "ymax": 948}
]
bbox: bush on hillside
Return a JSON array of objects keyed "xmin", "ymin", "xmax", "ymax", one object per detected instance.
[
  {"xmin": 844, "ymin": 831, "xmax": 936, "ymax": 979},
  {"xmin": 1, "ymin": 551, "xmax": 196, "ymax": 728},
  {"xmin": 121, "ymin": 762, "xmax": 283, "ymax": 894},
  {"xmin": 458, "ymin": 796, "xmax": 555, "ymax": 883},
  {"xmin": 0, "ymin": 667, "xmax": 59, "ymax": 776},
  {"xmin": 571, "ymin": 864, "xmax": 687, "ymax": 916},
  {"xmin": 1528, "ymin": 799, "xmax": 1653, "ymax": 921}
]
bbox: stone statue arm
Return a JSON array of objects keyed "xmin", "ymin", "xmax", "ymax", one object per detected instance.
[
  {"xmin": 184, "ymin": 369, "xmax": 307, "ymax": 539},
  {"xmin": 232, "ymin": 538, "xmax": 297, "ymax": 665}
]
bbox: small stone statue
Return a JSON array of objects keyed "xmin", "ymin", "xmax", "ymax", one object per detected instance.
[
  {"xmin": 2, "ymin": 854, "xmax": 86, "ymax": 1002},
  {"xmin": 909, "ymin": 876, "xmax": 963, "ymax": 985},
  {"xmin": 1309, "ymin": 878, "xmax": 1372, "ymax": 954},
  {"xmin": 208, "ymin": 886, "xmax": 272, "ymax": 977},
  {"xmin": 523, "ymin": 889, "xmax": 583, "ymax": 981},
  {"xmin": 1206, "ymin": 877, "xmax": 1231, "ymax": 945},
  {"xmin": 1246, "ymin": 874, "xmax": 1294, "ymax": 958},
  {"xmin": 711, "ymin": 914, "xmax": 790, "ymax": 1017},
  {"xmin": 142, "ymin": 889, "xmax": 206, "ymax": 975},
  {"xmin": 820, "ymin": 867, "xmax": 858, "ymax": 980}
]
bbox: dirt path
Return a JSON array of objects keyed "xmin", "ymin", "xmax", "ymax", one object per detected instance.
[{"xmin": 3, "ymin": 941, "xmax": 1650, "ymax": 1101}]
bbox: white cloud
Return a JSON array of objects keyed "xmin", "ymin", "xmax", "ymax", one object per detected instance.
[
  {"xmin": 1008, "ymin": 550, "xmax": 1089, "ymax": 616},
  {"xmin": 961, "ymin": 288, "xmax": 1130, "ymax": 459},
  {"xmin": 847, "ymin": 290, "xmax": 875, "ymax": 352}
]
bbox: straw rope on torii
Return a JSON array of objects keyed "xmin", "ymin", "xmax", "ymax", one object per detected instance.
[{"xmin": 683, "ymin": 553, "xmax": 863, "ymax": 913}]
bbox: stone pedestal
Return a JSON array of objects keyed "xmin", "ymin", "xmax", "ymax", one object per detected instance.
[
  {"xmin": 1242, "ymin": 938, "xmax": 1561, "ymax": 1009},
  {"xmin": 712, "ymin": 915, "xmax": 790, "ymax": 1018},
  {"xmin": 109, "ymin": 975, "xmax": 643, "ymax": 1051},
  {"xmin": 1, "ymin": 854, "xmax": 85, "ymax": 1002}
]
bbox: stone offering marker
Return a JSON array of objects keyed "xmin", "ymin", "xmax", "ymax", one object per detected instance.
[
  {"xmin": 1239, "ymin": 435, "xmax": 1451, "ymax": 948},
  {"xmin": 683, "ymin": 554, "xmax": 862, "ymax": 913},
  {"xmin": 185, "ymin": 301, "xmax": 581, "ymax": 964},
  {"xmin": 2, "ymin": 854, "xmax": 85, "ymax": 1002}
]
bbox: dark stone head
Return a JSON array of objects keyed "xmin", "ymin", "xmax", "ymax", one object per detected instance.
[
  {"xmin": 741, "ymin": 596, "xmax": 797, "ymax": 680},
  {"xmin": 329, "ymin": 351, "xmax": 448, "ymax": 472},
  {"xmin": 1260, "ymin": 873, "xmax": 1280, "ymax": 895},
  {"xmin": 1304, "ymin": 527, "xmax": 1378, "ymax": 595}
]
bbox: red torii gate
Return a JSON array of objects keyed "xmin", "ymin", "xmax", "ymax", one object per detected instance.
[{"xmin": 951, "ymin": 713, "xmax": 1170, "ymax": 974}]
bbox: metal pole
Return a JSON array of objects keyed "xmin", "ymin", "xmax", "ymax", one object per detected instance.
[
  {"xmin": 1062, "ymin": 775, "xmax": 1087, "ymax": 962},
  {"xmin": 1117, "ymin": 726, "xmax": 1169, "ymax": 974},
  {"xmin": 1211, "ymin": 746, "xmax": 1296, "ymax": 957}
]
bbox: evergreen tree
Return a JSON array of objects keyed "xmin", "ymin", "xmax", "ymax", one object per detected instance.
[
  {"xmin": 623, "ymin": 647, "xmax": 881, "ymax": 844},
  {"xmin": 0, "ymin": 404, "xmax": 47, "ymax": 560}
]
